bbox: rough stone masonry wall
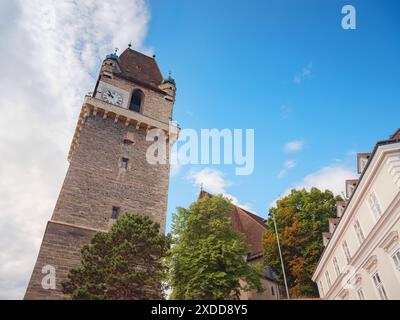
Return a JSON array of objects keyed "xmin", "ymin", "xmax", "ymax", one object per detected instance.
[
  {"xmin": 52, "ymin": 113, "xmax": 170, "ymax": 232},
  {"xmin": 25, "ymin": 114, "xmax": 171, "ymax": 299},
  {"xmin": 24, "ymin": 222, "xmax": 96, "ymax": 300}
]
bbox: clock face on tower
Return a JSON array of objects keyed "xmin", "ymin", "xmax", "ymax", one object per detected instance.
[{"xmin": 102, "ymin": 89, "xmax": 123, "ymax": 106}]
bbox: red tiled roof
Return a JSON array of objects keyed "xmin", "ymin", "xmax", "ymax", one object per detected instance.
[
  {"xmin": 198, "ymin": 191, "xmax": 267, "ymax": 256},
  {"xmin": 118, "ymin": 49, "xmax": 163, "ymax": 88},
  {"xmin": 390, "ymin": 128, "xmax": 400, "ymax": 140}
]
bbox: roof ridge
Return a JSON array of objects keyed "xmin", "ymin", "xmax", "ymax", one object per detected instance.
[
  {"xmin": 390, "ymin": 128, "xmax": 400, "ymax": 140},
  {"xmin": 197, "ymin": 190, "xmax": 266, "ymax": 256},
  {"xmin": 125, "ymin": 47, "xmax": 153, "ymax": 58},
  {"xmin": 198, "ymin": 190, "xmax": 266, "ymax": 228},
  {"xmin": 236, "ymin": 207, "xmax": 267, "ymax": 229}
]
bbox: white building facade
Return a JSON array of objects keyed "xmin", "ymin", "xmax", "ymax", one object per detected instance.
[{"xmin": 312, "ymin": 130, "xmax": 400, "ymax": 300}]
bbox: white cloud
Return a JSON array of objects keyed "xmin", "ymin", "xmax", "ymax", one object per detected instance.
[
  {"xmin": 277, "ymin": 170, "xmax": 286, "ymax": 179},
  {"xmin": 277, "ymin": 160, "xmax": 297, "ymax": 179},
  {"xmin": 170, "ymin": 146, "xmax": 183, "ymax": 177},
  {"xmin": 187, "ymin": 168, "xmax": 252, "ymax": 211},
  {"xmin": 294, "ymin": 62, "xmax": 313, "ymax": 84},
  {"xmin": 284, "ymin": 140, "xmax": 304, "ymax": 153},
  {"xmin": 284, "ymin": 160, "xmax": 297, "ymax": 169},
  {"xmin": 0, "ymin": 0, "xmax": 150, "ymax": 300},
  {"xmin": 292, "ymin": 165, "xmax": 358, "ymax": 196},
  {"xmin": 188, "ymin": 168, "xmax": 231, "ymax": 194},
  {"xmin": 272, "ymin": 165, "xmax": 358, "ymax": 207}
]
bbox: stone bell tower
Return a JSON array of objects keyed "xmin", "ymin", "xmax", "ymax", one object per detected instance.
[{"xmin": 24, "ymin": 47, "xmax": 179, "ymax": 299}]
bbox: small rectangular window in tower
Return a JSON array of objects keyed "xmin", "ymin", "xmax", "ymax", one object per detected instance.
[
  {"xmin": 111, "ymin": 207, "xmax": 120, "ymax": 220},
  {"xmin": 121, "ymin": 158, "xmax": 129, "ymax": 169}
]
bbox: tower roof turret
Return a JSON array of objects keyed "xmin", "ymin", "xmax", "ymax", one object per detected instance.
[
  {"xmin": 106, "ymin": 48, "xmax": 121, "ymax": 64},
  {"xmin": 162, "ymin": 72, "xmax": 176, "ymax": 86}
]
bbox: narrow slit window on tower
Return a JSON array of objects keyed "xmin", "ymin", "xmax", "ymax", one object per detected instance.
[
  {"xmin": 121, "ymin": 157, "xmax": 129, "ymax": 169},
  {"xmin": 111, "ymin": 206, "xmax": 120, "ymax": 220},
  {"xmin": 129, "ymin": 89, "xmax": 143, "ymax": 113}
]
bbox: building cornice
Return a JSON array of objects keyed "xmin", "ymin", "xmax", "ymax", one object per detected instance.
[
  {"xmin": 379, "ymin": 230, "xmax": 399, "ymax": 253},
  {"xmin": 68, "ymin": 96, "xmax": 180, "ymax": 161}
]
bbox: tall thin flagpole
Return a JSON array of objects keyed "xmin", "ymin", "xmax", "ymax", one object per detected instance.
[{"xmin": 271, "ymin": 209, "xmax": 290, "ymax": 300}]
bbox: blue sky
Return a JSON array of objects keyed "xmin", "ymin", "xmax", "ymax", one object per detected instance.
[
  {"xmin": 0, "ymin": 0, "xmax": 399, "ymax": 299},
  {"xmin": 141, "ymin": 0, "xmax": 400, "ymax": 229}
]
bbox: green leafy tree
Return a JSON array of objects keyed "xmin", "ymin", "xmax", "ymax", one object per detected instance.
[
  {"xmin": 168, "ymin": 195, "xmax": 262, "ymax": 300},
  {"xmin": 263, "ymin": 188, "xmax": 341, "ymax": 298},
  {"xmin": 62, "ymin": 213, "xmax": 169, "ymax": 300}
]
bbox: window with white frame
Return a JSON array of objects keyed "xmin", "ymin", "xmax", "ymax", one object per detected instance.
[
  {"xmin": 333, "ymin": 257, "xmax": 341, "ymax": 277},
  {"xmin": 325, "ymin": 271, "xmax": 332, "ymax": 288},
  {"xmin": 319, "ymin": 281, "xmax": 325, "ymax": 297},
  {"xmin": 342, "ymin": 240, "xmax": 352, "ymax": 264},
  {"xmin": 392, "ymin": 248, "xmax": 400, "ymax": 271},
  {"xmin": 357, "ymin": 288, "xmax": 366, "ymax": 300},
  {"xmin": 368, "ymin": 191, "xmax": 382, "ymax": 221},
  {"xmin": 372, "ymin": 271, "xmax": 388, "ymax": 300},
  {"xmin": 353, "ymin": 219, "xmax": 365, "ymax": 245}
]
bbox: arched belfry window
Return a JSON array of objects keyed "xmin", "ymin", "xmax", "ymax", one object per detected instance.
[{"xmin": 129, "ymin": 89, "xmax": 143, "ymax": 113}]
